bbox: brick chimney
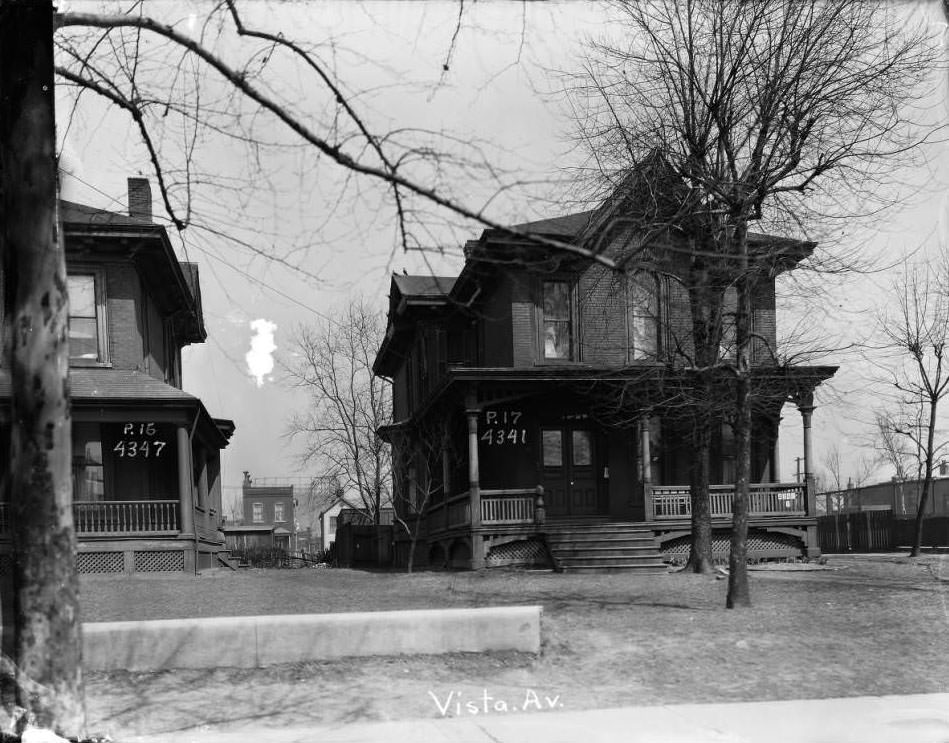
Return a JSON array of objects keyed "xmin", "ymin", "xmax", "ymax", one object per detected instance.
[{"xmin": 127, "ymin": 177, "xmax": 152, "ymax": 222}]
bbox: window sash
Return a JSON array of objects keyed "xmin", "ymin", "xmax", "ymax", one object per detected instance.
[
  {"xmin": 67, "ymin": 270, "xmax": 109, "ymax": 364},
  {"xmin": 542, "ymin": 281, "xmax": 574, "ymax": 360},
  {"xmin": 627, "ymin": 273, "xmax": 659, "ymax": 361}
]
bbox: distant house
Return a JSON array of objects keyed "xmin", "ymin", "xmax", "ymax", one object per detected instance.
[
  {"xmin": 232, "ymin": 472, "xmax": 295, "ymax": 550},
  {"xmin": 0, "ymin": 178, "xmax": 234, "ymax": 575},
  {"xmin": 318, "ymin": 502, "xmax": 344, "ymax": 552}
]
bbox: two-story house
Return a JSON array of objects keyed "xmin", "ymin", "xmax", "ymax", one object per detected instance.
[
  {"xmin": 0, "ymin": 178, "xmax": 234, "ymax": 575},
  {"xmin": 374, "ymin": 178, "xmax": 836, "ymax": 571},
  {"xmin": 235, "ymin": 472, "xmax": 295, "ymax": 551}
]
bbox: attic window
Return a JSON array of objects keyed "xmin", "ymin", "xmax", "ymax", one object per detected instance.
[{"xmin": 68, "ymin": 270, "xmax": 109, "ymax": 365}]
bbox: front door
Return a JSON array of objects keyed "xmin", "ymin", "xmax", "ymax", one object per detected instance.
[{"xmin": 541, "ymin": 426, "xmax": 598, "ymax": 517}]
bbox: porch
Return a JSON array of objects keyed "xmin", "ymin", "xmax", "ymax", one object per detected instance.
[{"xmin": 419, "ymin": 481, "xmax": 816, "ymax": 569}]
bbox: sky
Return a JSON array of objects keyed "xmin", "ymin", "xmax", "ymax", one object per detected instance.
[{"xmin": 54, "ymin": 0, "xmax": 949, "ymax": 512}]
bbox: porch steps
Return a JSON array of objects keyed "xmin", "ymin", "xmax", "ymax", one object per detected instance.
[{"xmin": 543, "ymin": 520, "xmax": 667, "ymax": 573}]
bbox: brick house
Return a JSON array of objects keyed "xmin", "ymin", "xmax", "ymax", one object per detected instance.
[
  {"xmin": 374, "ymin": 178, "xmax": 836, "ymax": 571},
  {"xmin": 226, "ymin": 472, "xmax": 296, "ymax": 551},
  {"xmin": 0, "ymin": 178, "xmax": 234, "ymax": 575}
]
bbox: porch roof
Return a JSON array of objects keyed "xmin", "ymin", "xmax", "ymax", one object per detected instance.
[
  {"xmin": 0, "ymin": 368, "xmax": 234, "ymax": 448},
  {"xmin": 407, "ymin": 363, "xmax": 838, "ymax": 421}
]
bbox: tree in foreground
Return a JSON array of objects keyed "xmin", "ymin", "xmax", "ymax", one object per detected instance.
[
  {"xmin": 568, "ymin": 0, "xmax": 936, "ymax": 604},
  {"xmin": 873, "ymin": 256, "xmax": 949, "ymax": 556},
  {"xmin": 285, "ymin": 300, "xmax": 392, "ymax": 527}
]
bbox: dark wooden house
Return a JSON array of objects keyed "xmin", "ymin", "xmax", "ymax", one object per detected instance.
[
  {"xmin": 374, "ymin": 184, "xmax": 836, "ymax": 571},
  {"xmin": 0, "ymin": 179, "xmax": 234, "ymax": 575}
]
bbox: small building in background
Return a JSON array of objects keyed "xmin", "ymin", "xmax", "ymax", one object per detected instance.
[{"xmin": 237, "ymin": 471, "xmax": 295, "ymax": 550}]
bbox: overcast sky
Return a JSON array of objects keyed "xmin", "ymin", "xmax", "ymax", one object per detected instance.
[{"xmin": 55, "ymin": 1, "xmax": 949, "ymax": 510}]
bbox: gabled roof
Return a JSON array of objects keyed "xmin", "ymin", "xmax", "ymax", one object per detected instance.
[{"xmin": 512, "ymin": 211, "xmax": 596, "ymax": 238}]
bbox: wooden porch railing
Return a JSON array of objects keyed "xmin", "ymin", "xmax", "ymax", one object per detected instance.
[
  {"xmin": 73, "ymin": 500, "xmax": 179, "ymax": 535},
  {"xmin": 480, "ymin": 489, "xmax": 535, "ymax": 525},
  {"xmin": 426, "ymin": 487, "xmax": 541, "ymax": 533},
  {"xmin": 649, "ymin": 483, "xmax": 806, "ymax": 520},
  {"xmin": 0, "ymin": 500, "xmax": 180, "ymax": 537}
]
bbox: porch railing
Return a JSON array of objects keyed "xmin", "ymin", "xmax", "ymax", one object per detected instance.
[
  {"xmin": 426, "ymin": 487, "xmax": 539, "ymax": 533},
  {"xmin": 649, "ymin": 483, "xmax": 806, "ymax": 520},
  {"xmin": 73, "ymin": 500, "xmax": 179, "ymax": 535},
  {"xmin": 0, "ymin": 500, "xmax": 180, "ymax": 537},
  {"xmin": 481, "ymin": 489, "xmax": 535, "ymax": 525}
]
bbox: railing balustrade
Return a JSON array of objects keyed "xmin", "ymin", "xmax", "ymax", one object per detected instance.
[
  {"xmin": 480, "ymin": 489, "xmax": 535, "ymax": 525},
  {"xmin": 73, "ymin": 500, "xmax": 179, "ymax": 535},
  {"xmin": 0, "ymin": 500, "xmax": 180, "ymax": 536},
  {"xmin": 649, "ymin": 483, "xmax": 806, "ymax": 520}
]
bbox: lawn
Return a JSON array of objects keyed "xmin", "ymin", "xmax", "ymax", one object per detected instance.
[{"xmin": 81, "ymin": 555, "xmax": 949, "ymax": 738}]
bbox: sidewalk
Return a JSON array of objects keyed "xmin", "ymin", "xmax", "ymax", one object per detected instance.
[{"xmin": 125, "ymin": 693, "xmax": 949, "ymax": 743}]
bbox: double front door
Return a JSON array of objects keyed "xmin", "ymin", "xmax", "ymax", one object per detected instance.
[{"xmin": 540, "ymin": 426, "xmax": 600, "ymax": 517}]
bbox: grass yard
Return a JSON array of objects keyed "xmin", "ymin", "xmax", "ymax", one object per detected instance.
[{"xmin": 81, "ymin": 555, "xmax": 949, "ymax": 738}]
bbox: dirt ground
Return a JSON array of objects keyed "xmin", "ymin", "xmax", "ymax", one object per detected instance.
[{"xmin": 80, "ymin": 554, "xmax": 949, "ymax": 740}]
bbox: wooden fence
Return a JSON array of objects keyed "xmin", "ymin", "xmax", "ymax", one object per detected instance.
[{"xmin": 817, "ymin": 510, "xmax": 894, "ymax": 552}]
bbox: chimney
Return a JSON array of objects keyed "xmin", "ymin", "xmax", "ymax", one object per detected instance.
[{"xmin": 127, "ymin": 177, "xmax": 152, "ymax": 222}]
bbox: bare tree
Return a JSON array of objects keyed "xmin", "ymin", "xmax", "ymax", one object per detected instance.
[
  {"xmin": 285, "ymin": 300, "xmax": 392, "ymax": 525},
  {"xmin": 874, "ymin": 257, "xmax": 949, "ymax": 555},
  {"xmin": 384, "ymin": 417, "xmax": 458, "ymax": 573},
  {"xmin": 567, "ymin": 0, "xmax": 936, "ymax": 606}
]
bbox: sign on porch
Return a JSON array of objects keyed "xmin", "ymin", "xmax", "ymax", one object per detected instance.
[
  {"xmin": 111, "ymin": 422, "xmax": 170, "ymax": 458},
  {"xmin": 480, "ymin": 409, "xmax": 528, "ymax": 446}
]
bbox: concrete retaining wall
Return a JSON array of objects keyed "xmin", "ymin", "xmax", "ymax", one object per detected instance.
[{"xmin": 83, "ymin": 605, "xmax": 542, "ymax": 671}]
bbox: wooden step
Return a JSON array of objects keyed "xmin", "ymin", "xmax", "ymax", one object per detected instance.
[{"xmin": 543, "ymin": 520, "xmax": 666, "ymax": 573}]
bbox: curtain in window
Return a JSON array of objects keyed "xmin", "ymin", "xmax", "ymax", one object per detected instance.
[{"xmin": 543, "ymin": 281, "xmax": 572, "ymax": 359}]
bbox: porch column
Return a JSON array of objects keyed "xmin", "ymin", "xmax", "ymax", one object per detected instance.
[
  {"xmin": 640, "ymin": 416, "xmax": 653, "ymax": 521},
  {"xmin": 797, "ymin": 391, "xmax": 820, "ymax": 556},
  {"xmin": 466, "ymin": 397, "xmax": 482, "ymax": 530},
  {"xmin": 465, "ymin": 390, "xmax": 484, "ymax": 569},
  {"xmin": 177, "ymin": 425, "xmax": 195, "ymax": 536}
]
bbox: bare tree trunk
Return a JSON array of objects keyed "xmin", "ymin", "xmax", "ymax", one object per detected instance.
[
  {"xmin": 685, "ymin": 402, "xmax": 715, "ymax": 573},
  {"xmin": 910, "ymin": 400, "xmax": 939, "ymax": 557},
  {"xmin": 0, "ymin": 0, "xmax": 85, "ymax": 734},
  {"xmin": 727, "ymin": 227, "xmax": 753, "ymax": 609}
]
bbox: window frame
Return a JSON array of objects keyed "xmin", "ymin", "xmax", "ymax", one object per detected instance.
[
  {"xmin": 252, "ymin": 502, "xmax": 264, "ymax": 523},
  {"xmin": 538, "ymin": 278, "xmax": 578, "ymax": 362},
  {"xmin": 274, "ymin": 501, "xmax": 286, "ymax": 523},
  {"xmin": 67, "ymin": 265, "xmax": 110, "ymax": 367},
  {"xmin": 626, "ymin": 272, "xmax": 661, "ymax": 362}
]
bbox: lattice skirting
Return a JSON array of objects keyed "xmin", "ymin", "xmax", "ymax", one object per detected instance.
[
  {"xmin": 485, "ymin": 539, "xmax": 551, "ymax": 568},
  {"xmin": 77, "ymin": 551, "xmax": 125, "ymax": 574},
  {"xmin": 134, "ymin": 550, "xmax": 185, "ymax": 573},
  {"xmin": 76, "ymin": 549, "xmax": 187, "ymax": 574},
  {"xmin": 661, "ymin": 529, "xmax": 804, "ymax": 564}
]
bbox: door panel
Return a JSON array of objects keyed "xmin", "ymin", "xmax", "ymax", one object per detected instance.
[{"xmin": 542, "ymin": 426, "xmax": 599, "ymax": 517}]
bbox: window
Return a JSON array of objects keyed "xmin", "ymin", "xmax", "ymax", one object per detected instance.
[
  {"xmin": 542, "ymin": 281, "xmax": 574, "ymax": 359},
  {"xmin": 720, "ymin": 287, "xmax": 737, "ymax": 361},
  {"xmin": 572, "ymin": 430, "xmax": 592, "ymax": 466},
  {"xmin": 68, "ymin": 271, "xmax": 108, "ymax": 364},
  {"xmin": 627, "ymin": 273, "xmax": 659, "ymax": 361},
  {"xmin": 274, "ymin": 502, "xmax": 285, "ymax": 522},
  {"xmin": 329, "ymin": 516, "xmax": 338, "ymax": 532},
  {"xmin": 252, "ymin": 502, "xmax": 263, "ymax": 523},
  {"xmin": 542, "ymin": 429, "xmax": 563, "ymax": 467}
]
